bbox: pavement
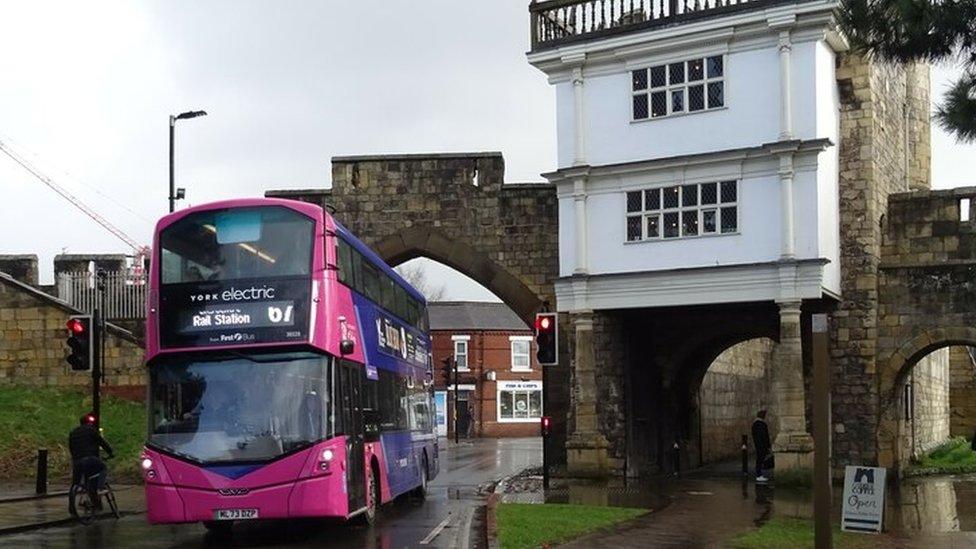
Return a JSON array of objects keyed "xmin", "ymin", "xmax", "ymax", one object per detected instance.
[
  {"xmin": 0, "ymin": 484, "xmax": 143, "ymax": 535},
  {"xmin": 494, "ymin": 469, "xmax": 976, "ymax": 548},
  {"xmin": 0, "ymin": 437, "xmax": 541, "ymax": 548}
]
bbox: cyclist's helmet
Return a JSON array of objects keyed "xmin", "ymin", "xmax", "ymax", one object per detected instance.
[{"xmin": 80, "ymin": 413, "xmax": 96, "ymax": 426}]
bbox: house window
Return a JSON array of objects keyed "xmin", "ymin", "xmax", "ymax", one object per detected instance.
[
  {"xmin": 452, "ymin": 336, "xmax": 470, "ymax": 371},
  {"xmin": 510, "ymin": 336, "xmax": 532, "ymax": 371},
  {"xmin": 632, "ymin": 55, "xmax": 724, "ymax": 120},
  {"xmin": 497, "ymin": 382, "xmax": 543, "ymax": 422},
  {"xmin": 625, "ymin": 180, "xmax": 738, "ymax": 242}
]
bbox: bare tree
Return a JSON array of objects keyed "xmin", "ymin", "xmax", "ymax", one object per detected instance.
[{"xmin": 395, "ymin": 263, "xmax": 447, "ymax": 301}]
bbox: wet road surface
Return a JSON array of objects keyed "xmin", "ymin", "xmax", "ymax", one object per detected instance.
[{"xmin": 1, "ymin": 437, "xmax": 541, "ymax": 549}]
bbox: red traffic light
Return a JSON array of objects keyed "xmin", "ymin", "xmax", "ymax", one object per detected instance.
[
  {"xmin": 535, "ymin": 313, "xmax": 554, "ymax": 332},
  {"xmin": 66, "ymin": 318, "xmax": 86, "ymax": 335},
  {"xmin": 541, "ymin": 415, "xmax": 552, "ymax": 436}
]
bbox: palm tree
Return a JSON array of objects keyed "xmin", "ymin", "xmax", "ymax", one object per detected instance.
[{"xmin": 841, "ymin": 0, "xmax": 976, "ymax": 142}]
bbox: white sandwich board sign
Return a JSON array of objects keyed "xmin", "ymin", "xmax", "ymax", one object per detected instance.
[{"xmin": 841, "ymin": 465, "xmax": 886, "ymax": 533}]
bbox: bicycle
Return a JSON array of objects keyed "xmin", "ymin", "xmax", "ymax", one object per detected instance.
[{"xmin": 68, "ymin": 457, "xmax": 120, "ymax": 525}]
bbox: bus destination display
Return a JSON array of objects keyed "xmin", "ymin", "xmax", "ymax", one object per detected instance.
[{"xmin": 159, "ymin": 277, "xmax": 310, "ymax": 348}]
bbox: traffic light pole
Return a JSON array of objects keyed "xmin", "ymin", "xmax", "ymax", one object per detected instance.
[
  {"xmin": 92, "ymin": 271, "xmax": 106, "ymax": 430},
  {"xmin": 91, "ymin": 307, "xmax": 101, "ymax": 431},
  {"xmin": 453, "ymin": 356, "xmax": 459, "ymax": 445}
]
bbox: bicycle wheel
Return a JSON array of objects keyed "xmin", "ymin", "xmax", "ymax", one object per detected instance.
[
  {"xmin": 68, "ymin": 484, "xmax": 81, "ymax": 518},
  {"xmin": 75, "ymin": 485, "xmax": 97, "ymax": 525},
  {"xmin": 103, "ymin": 485, "xmax": 120, "ymax": 519}
]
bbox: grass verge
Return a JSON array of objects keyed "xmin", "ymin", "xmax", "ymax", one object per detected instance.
[
  {"xmin": 730, "ymin": 517, "xmax": 880, "ymax": 549},
  {"xmin": 772, "ymin": 467, "xmax": 812, "ymax": 488},
  {"xmin": 496, "ymin": 503, "xmax": 647, "ymax": 549},
  {"xmin": 906, "ymin": 437, "xmax": 976, "ymax": 476},
  {"xmin": 0, "ymin": 385, "xmax": 146, "ymax": 483}
]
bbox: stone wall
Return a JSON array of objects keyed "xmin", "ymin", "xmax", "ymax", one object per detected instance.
[
  {"xmin": 908, "ymin": 348, "xmax": 950, "ymax": 456},
  {"xmin": 699, "ymin": 338, "xmax": 774, "ymax": 463},
  {"xmin": 0, "ymin": 272, "xmax": 144, "ymax": 392},
  {"xmin": 830, "ymin": 54, "xmax": 930, "ymax": 469},
  {"xmin": 592, "ymin": 310, "xmax": 628, "ymax": 471},
  {"xmin": 950, "ymin": 346, "xmax": 976, "ymax": 438},
  {"xmin": 877, "ymin": 186, "xmax": 976, "ymax": 467}
]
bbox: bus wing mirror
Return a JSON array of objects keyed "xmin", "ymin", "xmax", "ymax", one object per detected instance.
[{"xmin": 340, "ymin": 339, "xmax": 355, "ymax": 355}]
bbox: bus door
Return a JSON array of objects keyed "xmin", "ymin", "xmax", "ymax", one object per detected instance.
[{"xmin": 339, "ymin": 360, "xmax": 366, "ymax": 511}]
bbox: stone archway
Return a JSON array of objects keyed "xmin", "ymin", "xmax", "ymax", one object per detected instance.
[
  {"xmin": 878, "ymin": 327, "xmax": 976, "ymax": 471},
  {"xmin": 267, "ymin": 151, "xmax": 566, "ymax": 460},
  {"xmin": 371, "ymin": 226, "xmax": 542, "ymax": 326}
]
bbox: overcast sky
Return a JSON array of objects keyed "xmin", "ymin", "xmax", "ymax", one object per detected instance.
[{"xmin": 0, "ymin": 2, "xmax": 972, "ymax": 301}]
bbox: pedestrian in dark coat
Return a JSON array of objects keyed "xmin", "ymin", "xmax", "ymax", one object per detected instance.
[{"xmin": 752, "ymin": 410, "xmax": 771, "ymax": 482}]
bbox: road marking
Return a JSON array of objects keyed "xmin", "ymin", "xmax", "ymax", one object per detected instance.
[
  {"xmin": 458, "ymin": 506, "xmax": 475, "ymax": 549},
  {"xmin": 420, "ymin": 514, "xmax": 453, "ymax": 545}
]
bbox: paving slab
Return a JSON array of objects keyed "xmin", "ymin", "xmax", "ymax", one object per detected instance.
[{"xmin": 0, "ymin": 484, "xmax": 144, "ymax": 534}]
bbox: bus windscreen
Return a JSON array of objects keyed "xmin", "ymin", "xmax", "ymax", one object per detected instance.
[
  {"xmin": 149, "ymin": 352, "xmax": 331, "ymax": 463},
  {"xmin": 160, "ymin": 206, "xmax": 314, "ymax": 284}
]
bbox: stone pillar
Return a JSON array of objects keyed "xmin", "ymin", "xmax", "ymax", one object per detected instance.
[
  {"xmin": 573, "ymin": 177, "xmax": 588, "ymax": 275},
  {"xmin": 571, "ymin": 66, "xmax": 587, "ymax": 166},
  {"xmin": 566, "ymin": 310, "xmax": 610, "ymax": 477},
  {"xmin": 777, "ymin": 29, "xmax": 794, "ymax": 140},
  {"xmin": 772, "ymin": 300, "xmax": 813, "ymax": 470},
  {"xmin": 0, "ymin": 255, "xmax": 39, "ymax": 286}
]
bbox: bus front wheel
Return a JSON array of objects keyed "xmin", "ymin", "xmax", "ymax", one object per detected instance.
[{"xmin": 361, "ymin": 467, "xmax": 379, "ymax": 527}]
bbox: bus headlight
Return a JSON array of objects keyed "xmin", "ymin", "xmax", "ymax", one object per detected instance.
[
  {"xmin": 321, "ymin": 449, "xmax": 334, "ymax": 462},
  {"xmin": 141, "ymin": 458, "xmax": 153, "ymax": 470}
]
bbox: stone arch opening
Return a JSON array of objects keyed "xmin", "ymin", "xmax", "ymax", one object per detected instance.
[
  {"xmin": 622, "ymin": 302, "xmax": 779, "ymax": 476},
  {"xmin": 880, "ymin": 328, "xmax": 976, "ymax": 471},
  {"xmin": 371, "ymin": 226, "xmax": 544, "ymax": 326},
  {"xmin": 687, "ymin": 336, "xmax": 778, "ymax": 468}
]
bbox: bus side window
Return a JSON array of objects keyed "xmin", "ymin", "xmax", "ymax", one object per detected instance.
[
  {"xmin": 381, "ymin": 276, "xmax": 396, "ymax": 314},
  {"xmin": 336, "ymin": 239, "xmax": 353, "ymax": 285},
  {"xmin": 362, "ymin": 262, "xmax": 382, "ymax": 304}
]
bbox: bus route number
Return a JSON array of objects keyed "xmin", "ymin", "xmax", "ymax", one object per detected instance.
[{"xmin": 267, "ymin": 304, "xmax": 294, "ymax": 324}]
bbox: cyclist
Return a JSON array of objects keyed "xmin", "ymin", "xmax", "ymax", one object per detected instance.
[{"xmin": 69, "ymin": 413, "xmax": 114, "ymax": 504}]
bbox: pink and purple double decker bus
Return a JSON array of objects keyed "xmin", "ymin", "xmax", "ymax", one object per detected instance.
[{"xmin": 141, "ymin": 198, "xmax": 438, "ymax": 532}]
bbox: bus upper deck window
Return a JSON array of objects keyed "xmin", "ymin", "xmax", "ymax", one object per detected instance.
[{"xmin": 215, "ymin": 211, "xmax": 262, "ymax": 244}]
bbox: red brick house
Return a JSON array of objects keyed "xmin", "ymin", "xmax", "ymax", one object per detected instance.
[{"xmin": 430, "ymin": 301, "xmax": 543, "ymax": 438}]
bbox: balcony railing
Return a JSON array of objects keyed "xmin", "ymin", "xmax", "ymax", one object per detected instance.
[
  {"xmin": 530, "ymin": 0, "xmax": 776, "ymax": 50},
  {"xmin": 57, "ymin": 270, "xmax": 147, "ymax": 320}
]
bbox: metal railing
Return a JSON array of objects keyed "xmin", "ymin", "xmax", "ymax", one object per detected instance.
[
  {"xmin": 57, "ymin": 271, "xmax": 147, "ymax": 320},
  {"xmin": 530, "ymin": 0, "xmax": 769, "ymax": 50}
]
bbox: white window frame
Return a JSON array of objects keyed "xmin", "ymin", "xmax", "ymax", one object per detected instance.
[
  {"xmin": 452, "ymin": 335, "xmax": 471, "ymax": 372},
  {"xmin": 496, "ymin": 382, "xmax": 543, "ymax": 423},
  {"xmin": 631, "ymin": 55, "xmax": 726, "ymax": 121},
  {"xmin": 625, "ymin": 180, "xmax": 739, "ymax": 243},
  {"xmin": 509, "ymin": 335, "xmax": 533, "ymax": 372}
]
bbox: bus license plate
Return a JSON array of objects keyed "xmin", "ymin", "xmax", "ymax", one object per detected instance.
[{"xmin": 214, "ymin": 508, "xmax": 258, "ymax": 521}]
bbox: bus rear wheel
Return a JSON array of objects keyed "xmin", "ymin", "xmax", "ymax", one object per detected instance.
[{"xmin": 413, "ymin": 455, "xmax": 428, "ymax": 500}]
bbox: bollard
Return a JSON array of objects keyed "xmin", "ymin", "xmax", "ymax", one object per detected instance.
[
  {"xmin": 672, "ymin": 440, "xmax": 680, "ymax": 474},
  {"xmin": 36, "ymin": 448, "xmax": 48, "ymax": 495},
  {"xmin": 741, "ymin": 435, "xmax": 749, "ymax": 476}
]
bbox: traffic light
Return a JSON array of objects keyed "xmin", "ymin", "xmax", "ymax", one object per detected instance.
[
  {"xmin": 441, "ymin": 356, "xmax": 454, "ymax": 383},
  {"xmin": 541, "ymin": 415, "xmax": 552, "ymax": 437},
  {"xmin": 535, "ymin": 312, "xmax": 557, "ymax": 365},
  {"xmin": 65, "ymin": 315, "xmax": 93, "ymax": 371}
]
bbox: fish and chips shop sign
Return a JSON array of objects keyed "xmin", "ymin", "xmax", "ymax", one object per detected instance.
[{"xmin": 841, "ymin": 465, "xmax": 886, "ymax": 533}]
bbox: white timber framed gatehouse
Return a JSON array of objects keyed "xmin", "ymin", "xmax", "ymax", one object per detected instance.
[{"xmin": 527, "ymin": 0, "xmax": 933, "ymax": 477}]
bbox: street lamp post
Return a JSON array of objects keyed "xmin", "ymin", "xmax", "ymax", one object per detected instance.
[{"xmin": 169, "ymin": 110, "xmax": 208, "ymax": 213}]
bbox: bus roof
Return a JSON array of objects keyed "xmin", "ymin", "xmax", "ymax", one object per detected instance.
[{"xmin": 332, "ymin": 219, "xmax": 427, "ymax": 306}]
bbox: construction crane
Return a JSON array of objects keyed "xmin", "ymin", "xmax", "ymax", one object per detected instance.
[{"xmin": 0, "ymin": 136, "xmax": 150, "ymax": 271}]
